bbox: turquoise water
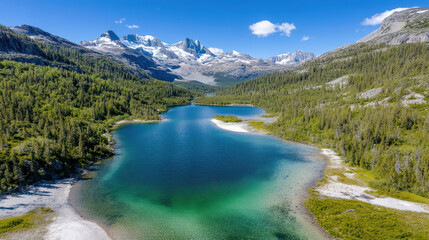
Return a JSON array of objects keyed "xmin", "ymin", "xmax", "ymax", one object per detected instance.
[{"xmin": 71, "ymin": 105, "xmax": 325, "ymax": 239}]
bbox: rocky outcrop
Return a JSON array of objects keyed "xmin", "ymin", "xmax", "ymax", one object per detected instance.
[
  {"xmin": 0, "ymin": 28, "xmax": 43, "ymax": 55},
  {"xmin": 10, "ymin": 25, "xmax": 81, "ymax": 50}
]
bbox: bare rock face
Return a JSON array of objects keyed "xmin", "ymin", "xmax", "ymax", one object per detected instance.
[
  {"xmin": 0, "ymin": 28, "xmax": 43, "ymax": 55},
  {"xmin": 10, "ymin": 25, "xmax": 80, "ymax": 50},
  {"xmin": 357, "ymin": 8, "xmax": 429, "ymax": 45}
]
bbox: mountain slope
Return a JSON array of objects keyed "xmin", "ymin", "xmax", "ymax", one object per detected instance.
[
  {"xmin": 10, "ymin": 25, "xmax": 83, "ymax": 50},
  {"xmin": 0, "ymin": 24, "xmax": 196, "ymax": 192},
  {"xmin": 0, "ymin": 26, "xmax": 48, "ymax": 64},
  {"xmin": 357, "ymin": 8, "xmax": 429, "ymax": 44}
]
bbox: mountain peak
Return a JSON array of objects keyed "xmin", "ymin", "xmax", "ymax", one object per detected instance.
[
  {"xmin": 268, "ymin": 51, "xmax": 316, "ymax": 65},
  {"xmin": 101, "ymin": 30, "xmax": 120, "ymax": 41},
  {"xmin": 174, "ymin": 38, "xmax": 213, "ymax": 57},
  {"xmin": 122, "ymin": 34, "xmax": 164, "ymax": 48}
]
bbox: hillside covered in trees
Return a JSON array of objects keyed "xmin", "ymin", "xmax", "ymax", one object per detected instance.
[
  {"xmin": 195, "ymin": 42, "xmax": 429, "ymax": 197},
  {"xmin": 0, "ymin": 26, "xmax": 197, "ymax": 192}
]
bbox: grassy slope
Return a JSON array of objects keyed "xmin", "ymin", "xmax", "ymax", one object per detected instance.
[{"xmin": 0, "ymin": 208, "xmax": 53, "ymax": 237}]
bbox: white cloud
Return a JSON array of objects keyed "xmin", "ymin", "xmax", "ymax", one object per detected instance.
[
  {"xmin": 126, "ymin": 24, "xmax": 140, "ymax": 29},
  {"xmin": 277, "ymin": 23, "xmax": 296, "ymax": 36},
  {"xmin": 249, "ymin": 20, "xmax": 277, "ymax": 37},
  {"xmin": 301, "ymin": 35, "xmax": 310, "ymax": 41},
  {"xmin": 361, "ymin": 7, "xmax": 414, "ymax": 26},
  {"xmin": 115, "ymin": 18, "xmax": 125, "ymax": 24},
  {"xmin": 249, "ymin": 20, "xmax": 296, "ymax": 37}
]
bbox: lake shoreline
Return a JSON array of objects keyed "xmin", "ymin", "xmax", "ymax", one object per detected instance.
[
  {"xmin": 0, "ymin": 118, "xmax": 167, "ymax": 239},
  {"xmin": 0, "ymin": 106, "xmax": 337, "ymax": 240},
  {"xmin": 67, "ymin": 118, "xmax": 169, "ymax": 239},
  {"xmin": 210, "ymin": 116, "xmax": 332, "ymax": 239},
  {"xmin": 194, "ymin": 103, "xmax": 254, "ymax": 107},
  {"xmin": 0, "ymin": 178, "xmax": 112, "ymax": 240},
  {"xmin": 209, "ymin": 110, "xmax": 429, "ymax": 238},
  {"xmin": 71, "ymin": 105, "xmax": 332, "ymax": 239},
  {"xmin": 316, "ymin": 148, "xmax": 429, "ymax": 213},
  {"xmin": 112, "ymin": 119, "xmax": 163, "ymax": 128}
]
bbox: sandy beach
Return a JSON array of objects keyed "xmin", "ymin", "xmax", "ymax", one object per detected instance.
[
  {"xmin": 210, "ymin": 114, "xmax": 276, "ymax": 134},
  {"xmin": 0, "ymin": 178, "xmax": 111, "ymax": 239}
]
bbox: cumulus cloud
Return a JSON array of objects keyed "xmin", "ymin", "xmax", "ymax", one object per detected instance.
[
  {"xmin": 126, "ymin": 24, "xmax": 139, "ymax": 29},
  {"xmin": 361, "ymin": 7, "xmax": 414, "ymax": 26},
  {"xmin": 277, "ymin": 23, "xmax": 296, "ymax": 36},
  {"xmin": 301, "ymin": 35, "xmax": 310, "ymax": 41},
  {"xmin": 249, "ymin": 20, "xmax": 277, "ymax": 37},
  {"xmin": 115, "ymin": 18, "xmax": 125, "ymax": 24},
  {"xmin": 249, "ymin": 20, "xmax": 296, "ymax": 37}
]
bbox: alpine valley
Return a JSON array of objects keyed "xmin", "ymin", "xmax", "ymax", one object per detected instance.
[{"xmin": 1, "ymin": 3, "xmax": 429, "ymax": 240}]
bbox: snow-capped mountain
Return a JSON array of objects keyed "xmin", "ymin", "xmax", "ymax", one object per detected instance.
[
  {"xmin": 122, "ymin": 34, "xmax": 217, "ymax": 63},
  {"xmin": 268, "ymin": 51, "xmax": 316, "ymax": 65},
  {"xmin": 80, "ymin": 31, "xmax": 129, "ymax": 54},
  {"xmin": 80, "ymin": 31, "xmax": 179, "ymax": 81},
  {"xmin": 122, "ymin": 34, "xmax": 269, "ymax": 65},
  {"xmin": 81, "ymin": 31, "xmax": 315, "ymax": 85}
]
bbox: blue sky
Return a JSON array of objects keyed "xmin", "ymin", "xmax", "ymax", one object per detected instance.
[{"xmin": 0, "ymin": 0, "xmax": 427, "ymax": 58}]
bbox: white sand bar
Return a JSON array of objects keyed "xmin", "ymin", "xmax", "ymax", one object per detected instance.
[
  {"xmin": 318, "ymin": 148, "xmax": 429, "ymax": 213},
  {"xmin": 211, "ymin": 119, "xmax": 249, "ymax": 133},
  {"xmin": 0, "ymin": 179, "xmax": 111, "ymax": 240}
]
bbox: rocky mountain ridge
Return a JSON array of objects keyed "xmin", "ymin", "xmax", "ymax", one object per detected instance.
[
  {"xmin": 319, "ymin": 8, "xmax": 429, "ymax": 60},
  {"xmin": 357, "ymin": 7, "xmax": 429, "ymax": 45},
  {"xmin": 85, "ymin": 32, "xmax": 316, "ymax": 85},
  {"xmin": 3, "ymin": 24, "xmax": 315, "ymax": 85}
]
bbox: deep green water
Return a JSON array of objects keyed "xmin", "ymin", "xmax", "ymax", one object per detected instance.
[{"xmin": 71, "ymin": 104, "xmax": 325, "ymax": 240}]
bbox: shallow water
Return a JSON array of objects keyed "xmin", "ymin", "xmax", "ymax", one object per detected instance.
[{"xmin": 71, "ymin": 105, "xmax": 325, "ymax": 239}]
